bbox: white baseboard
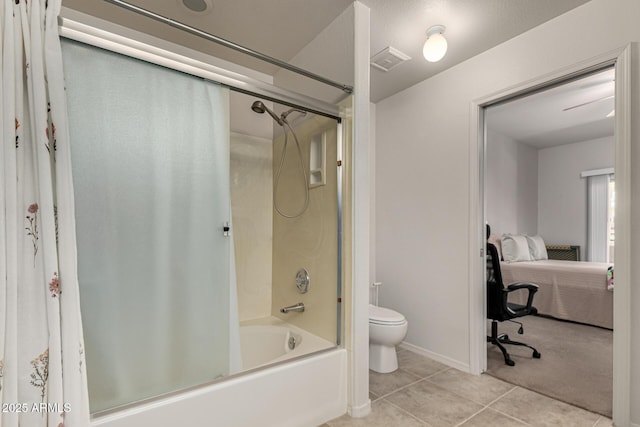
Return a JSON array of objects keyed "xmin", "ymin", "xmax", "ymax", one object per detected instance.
[
  {"xmin": 399, "ymin": 341, "xmax": 471, "ymax": 374},
  {"xmin": 348, "ymin": 400, "xmax": 371, "ymax": 418}
]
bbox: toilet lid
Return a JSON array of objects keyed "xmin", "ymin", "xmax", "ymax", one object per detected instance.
[{"xmin": 369, "ymin": 304, "xmax": 406, "ymax": 325}]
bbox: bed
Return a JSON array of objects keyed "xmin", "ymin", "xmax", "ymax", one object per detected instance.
[{"xmin": 501, "ymin": 259, "xmax": 613, "ymax": 329}]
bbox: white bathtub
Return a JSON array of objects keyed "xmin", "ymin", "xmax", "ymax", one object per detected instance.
[
  {"xmin": 239, "ymin": 317, "xmax": 335, "ymax": 370},
  {"xmin": 91, "ymin": 319, "xmax": 345, "ymax": 427}
]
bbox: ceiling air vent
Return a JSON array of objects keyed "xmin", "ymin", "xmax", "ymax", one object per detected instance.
[{"xmin": 370, "ymin": 47, "xmax": 411, "ymax": 72}]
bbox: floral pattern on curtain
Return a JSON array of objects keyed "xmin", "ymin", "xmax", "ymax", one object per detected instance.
[{"xmin": 1, "ymin": 0, "xmax": 90, "ymax": 426}]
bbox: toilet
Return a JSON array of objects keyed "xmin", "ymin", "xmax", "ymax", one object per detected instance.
[{"xmin": 369, "ymin": 304, "xmax": 408, "ymax": 373}]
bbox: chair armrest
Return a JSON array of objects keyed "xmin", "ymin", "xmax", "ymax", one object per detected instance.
[
  {"xmin": 502, "ymin": 282, "xmax": 539, "ymax": 313},
  {"xmin": 506, "ymin": 282, "xmax": 539, "ymax": 292}
]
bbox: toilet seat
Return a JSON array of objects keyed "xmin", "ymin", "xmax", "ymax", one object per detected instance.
[
  {"xmin": 369, "ymin": 304, "xmax": 408, "ymax": 373},
  {"xmin": 369, "ymin": 304, "xmax": 407, "ymax": 326}
]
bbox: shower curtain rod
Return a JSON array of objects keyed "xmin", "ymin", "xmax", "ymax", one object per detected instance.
[
  {"xmin": 58, "ymin": 9, "xmax": 342, "ymax": 120},
  {"xmin": 103, "ymin": 0, "xmax": 354, "ymax": 95}
]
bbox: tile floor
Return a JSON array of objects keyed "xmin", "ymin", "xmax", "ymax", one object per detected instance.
[{"xmin": 322, "ymin": 348, "xmax": 613, "ymax": 427}]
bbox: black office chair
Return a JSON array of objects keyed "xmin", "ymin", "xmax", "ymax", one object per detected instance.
[{"xmin": 486, "ymin": 224, "xmax": 541, "ymax": 366}]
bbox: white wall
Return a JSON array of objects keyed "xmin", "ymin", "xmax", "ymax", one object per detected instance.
[
  {"xmin": 374, "ymin": 1, "xmax": 640, "ymax": 424},
  {"xmin": 272, "ymin": 5, "xmax": 354, "ymax": 105},
  {"xmin": 538, "ymin": 136, "xmax": 614, "ymax": 253},
  {"xmin": 486, "ymin": 132, "xmax": 614, "ymax": 254},
  {"xmin": 486, "ymin": 129, "xmax": 538, "ymax": 237}
]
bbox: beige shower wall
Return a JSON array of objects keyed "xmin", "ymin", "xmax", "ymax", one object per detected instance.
[
  {"xmin": 231, "ymin": 132, "xmax": 273, "ymax": 322},
  {"xmin": 272, "ymin": 116, "xmax": 339, "ymax": 343}
]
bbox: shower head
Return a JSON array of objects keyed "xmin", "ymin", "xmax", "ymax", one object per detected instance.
[
  {"xmin": 251, "ymin": 100, "xmax": 284, "ymax": 126},
  {"xmin": 250, "ymin": 100, "xmax": 266, "ymax": 114}
]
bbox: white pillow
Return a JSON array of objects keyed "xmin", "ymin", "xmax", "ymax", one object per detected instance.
[
  {"xmin": 526, "ymin": 235, "xmax": 548, "ymax": 260},
  {"xmin": 501, "ymin": 234, "xmax": 532, "ymax": 262}
]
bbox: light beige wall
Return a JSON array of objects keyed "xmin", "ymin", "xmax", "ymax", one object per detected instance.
[
  {"xmin": 272, "ymin": 116, "xmax": 339, "ymax": 343},
  {"xmin": 230, "ymin": 132, "xmax": 273, "ymax": 322}
]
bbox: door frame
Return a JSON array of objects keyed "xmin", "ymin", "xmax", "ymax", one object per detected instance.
[{"xmin": 468, "ymin": 45, "xmax": 631, "ymax": 426}]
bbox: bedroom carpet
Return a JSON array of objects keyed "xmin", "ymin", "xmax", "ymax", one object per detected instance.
[{"xmin": 485, "ymin": 314, "xmax": 613, "ymax": 418}]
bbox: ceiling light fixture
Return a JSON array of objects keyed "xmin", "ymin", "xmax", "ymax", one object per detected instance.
[
  {"xmin": 180, "ymin": 0, "xmax": 213, "ymax": 14},
  {"xmin": 423, "ymin": 25, "xmax": 447, "ymax": 62}
]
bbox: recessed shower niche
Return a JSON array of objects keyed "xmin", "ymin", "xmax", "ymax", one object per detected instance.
[{"xmin": 310, "ymin": 131, "xmax": 327, "ymax": 187}]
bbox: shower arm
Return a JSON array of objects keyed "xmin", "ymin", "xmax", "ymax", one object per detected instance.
[{"xmin": 281, "ymin": 108, "xmax": 307, "ymax": 122}]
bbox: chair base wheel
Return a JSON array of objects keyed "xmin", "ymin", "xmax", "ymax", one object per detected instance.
[{"xmin": 488, "ymin": 320, "xmax": 540, "ymax": 367}]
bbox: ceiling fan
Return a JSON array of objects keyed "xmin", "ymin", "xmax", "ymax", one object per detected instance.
[
  {"xmin": 562, "ymin": 75, "xmax": 615, "ymax": 116},
  {"xmin": 562, "ymin": 94, "xmax": 614, "ymax": 112}
]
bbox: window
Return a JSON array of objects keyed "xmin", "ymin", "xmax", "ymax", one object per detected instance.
[{"xmin": 583, "ymin": 169, "xmax": 614, "ymax": 263}]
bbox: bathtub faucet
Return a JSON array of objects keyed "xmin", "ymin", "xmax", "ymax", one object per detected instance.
[{"xmin": 280, "ymin": 302, "xmax": 305, "ymax": 314}]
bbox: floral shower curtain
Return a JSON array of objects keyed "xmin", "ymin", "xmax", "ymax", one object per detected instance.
[{"xmin": 1, "ymin": 0, "xmax": 90, "ymax": 426}]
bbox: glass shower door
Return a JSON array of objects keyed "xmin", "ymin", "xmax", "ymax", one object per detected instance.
[{"xmin": 62, "ymin": 40, "xmax": 232, "ymax": 413}]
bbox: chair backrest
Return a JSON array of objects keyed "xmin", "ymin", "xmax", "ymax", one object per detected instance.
[
  {"xmin": 486, "ymin": 225, "xmax": 505, "ymax": 319},
  {"xmin": 486, "ymin": 242, "xmax": 504, "ymax": 289},
  {"xmin": 486, "ymin": 224, "xmax": 503, "ymax": 289}
]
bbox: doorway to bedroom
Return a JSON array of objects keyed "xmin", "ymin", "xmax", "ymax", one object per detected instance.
[{"xmin": 482, "ymin": 66, "xmax": 615, "ymax": 418}]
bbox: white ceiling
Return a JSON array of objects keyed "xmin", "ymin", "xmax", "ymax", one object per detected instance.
[
  {"xmin": 60, "ymin": 0, "xmax": 603, "ymax": 146},
  {"xmin": 61, "ymin": 0, "xmax": 592, "ymax": 101},
  {"xmin": 363, "ymin": 0, "xmax": 591, "ymax": 102},
  {"xmin": 486, "ymin": 68, "xmax": 615, "ymax": 149}
]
